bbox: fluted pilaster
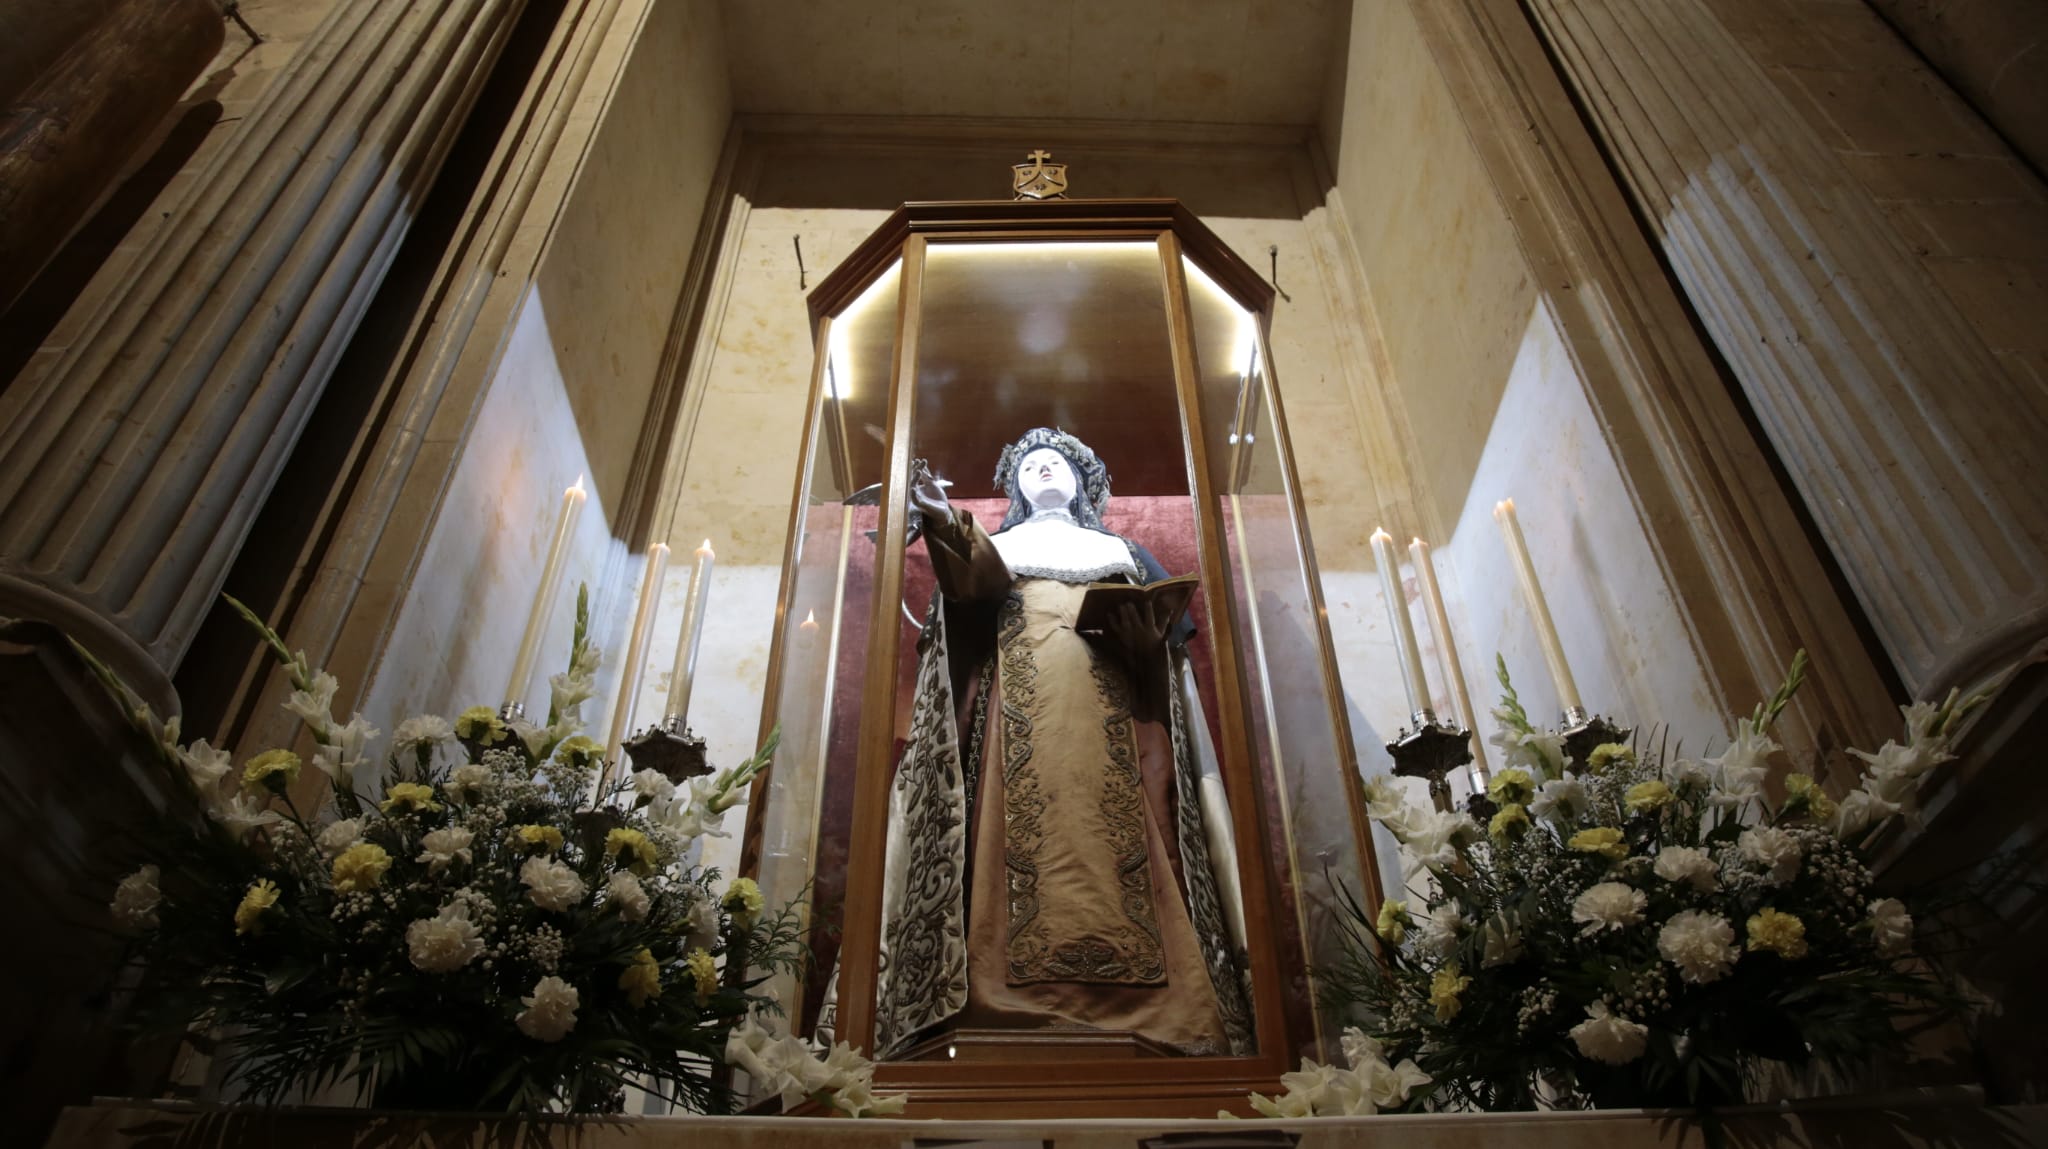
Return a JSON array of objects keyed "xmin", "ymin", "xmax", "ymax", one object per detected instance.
[
  {"xmin": 1524, "ymin": 0, "xmax": 2048, "ymax": 699},
  {"xmin": 0, "ymin": 0, "xmax": 528, "ymax": 710}
]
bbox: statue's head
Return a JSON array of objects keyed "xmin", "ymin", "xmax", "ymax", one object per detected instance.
[{"xmin": 994, "ymin": 427, "xmax": 1110, "ymax": 531}]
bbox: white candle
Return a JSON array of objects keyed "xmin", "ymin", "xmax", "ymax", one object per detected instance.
[
  {"xmin": 1410, "ymin": 536, "xmax": 1489, "ymax": 784},
  {"xmin": 665, "ymin": 539, "xmax": 715, "ymax": 723},
  {"xmin": 602, "ymin": 543, "xmax": 669, "ymax": 776},
  {"xmin": 505, "ymin": 477, "xmax": 586, "ymax": 709},
  {"xmin": 1493, "ymin": 498, "xmax": 1582, "ymax": 711},
  {"xmin": 1371, "ymin": 527, "xmax": 1431, "ymax": 716}
]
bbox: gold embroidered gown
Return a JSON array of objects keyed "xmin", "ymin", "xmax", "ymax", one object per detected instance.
[{"xmin": 897, "ymin": 507, "xmax": 1232, "ymax": 1054}]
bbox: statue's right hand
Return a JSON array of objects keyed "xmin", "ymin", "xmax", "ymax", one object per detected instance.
[{"xmin": 908, "ymin": 460, "xmax": 952, "ymax": 523}]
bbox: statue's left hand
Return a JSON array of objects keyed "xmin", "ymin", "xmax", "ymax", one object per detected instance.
[{"xmin": 1101, "ymin": 601, "xmax": 1171, "ymax": 663}]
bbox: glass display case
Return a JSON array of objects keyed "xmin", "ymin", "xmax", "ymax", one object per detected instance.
[{"xmin": 736, "ymin": 200, "xmax": 1378, "ymax": 1116}]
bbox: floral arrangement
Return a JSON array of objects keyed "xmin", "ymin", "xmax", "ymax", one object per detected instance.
[
  {"xmin": 725, "ymin": 1005, "xmax": 907, "ymax": 1117},
  {"xmin": 96, "ymin": 590, "xmax": 799, "ymax": 1114},
  {"xmin": 1325, "ymin": 652, "xmax": 1977, "ymax": 1111},
  {"xmin": 1240, "ymin": 1027, "xmax": 1432, "ymax": 1117}
]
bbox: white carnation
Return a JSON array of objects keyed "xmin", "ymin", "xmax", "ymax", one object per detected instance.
[
  {"xmin": 1529, "ymin": 778, "xmax": 1588, "ymax": 823},
  {"xmin": 686, "ymin": 894, "xmax": 720, "ymax": 951},
  {"xmin": 606, "ymin": 871, "xmax": 651, "ymax": 922},
  {"xmin": 1571, "ymin": 881, "xmax": 1647, "ymax": 937},
  {"xmin": 515, "ymin": 975, "xmax": 580, "ymax": 1042},
  {"xmin": 1569, "ymin": 1001, "xmax": 1649, "ymax": 1065},
  {"xmin": 416, "ymin": 826, "xmax": 474, "ymax": 872},
  {"xmin": 1737, "ymin": 826, "xmax": 1802, "ymax": 884},
  {"xmin": 394, "ymin": 714, "xmax": 455, "ymax": 750},
  {"xmin": 1652, "ymin": 845, "xmax": 1721, "ymax": 892},
  {"xmin": 520, "ymin": 855, "xmax": 588, "ymax": 912},
  {"xmin": 406, "ymin": 901, "xmax": 485, "ymax": 973},
  {"xmin": 110, "ymin": 864, "xmax": 161, "ymax": 931},
  {"xmin": 1656, "ymin": 910, "xmax": 1739, "ymax": 984},
  {"xmin": 316, "ymin": 818, "xmax": 364, "ymax": 857},
  {"xmin": 1339, "ymin": 1026, "xmax": 1383, "ymax": 1071},
  {"xmin": 1868, "ymin": 897, "xmax": 1913, "ymax": 958},
  {"xmin": 446, "ymin": 763, "xmax": 490, "ymax": 800},
  {"xmin": 1414, "ymin": 902, "xmax": 1466, "ymax": 960},
  {"xmin": 1667, "ymin": 757, "xmax": 1713, "ymax": 790}
]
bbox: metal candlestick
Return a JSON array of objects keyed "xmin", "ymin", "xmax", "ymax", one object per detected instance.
[
  {"xmin": 622, "ymin": 714, "xmax": 711, "ymax": 783},
  {"xmin": 498, "ymin": 701, "xmax": 526, "ymax": 723},
  {"xmin": 1385, "ymin": 708, "xmax": 1475, "ymax": 814},
  {"xmin": 1559, "ymin": 705, "xmax": 1633, "ymax": 769}
]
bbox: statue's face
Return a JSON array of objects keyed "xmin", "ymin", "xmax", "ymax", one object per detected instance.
[{"xmin": 1016, "ymin": 447, "xmax": 1078, "ymax": 511}]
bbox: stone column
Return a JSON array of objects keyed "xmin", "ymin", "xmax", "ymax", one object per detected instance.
[
  {"xmin": 1866, "ymin": 0, "xmax": 2048, "ymax": 180},
  {"xmin": 0, "ymin": 0, "xmax": 528, "ymax": 711},
  {"xmin": 1522, "ymin": 0, "xmax": 2048, "ymax": 699}
]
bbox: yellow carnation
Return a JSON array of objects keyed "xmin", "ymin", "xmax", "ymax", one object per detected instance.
[
  {"xmin": 241, "ymin": 749, "xmax": 301, "ymax": 795},
  {"xmin": 618, "ymin": 947, "xmax": 663, "ymax": 1007},
  {"xmin": 1489, "ymin": 803, "xmax": 1531, "ymax": 842},
  {"xmin": 1570, "ymin": 827, "xmax": 1629, "ymax": 861},
  {"xmin": 1781, "ymin": 773, "xmax": 1836, "ymax": 822},
  {"xmin": 1586, "ymin": 743, "xmax": 1636, "ymax": 773},
  {"xmin": 234, "ymin": 879, "xmax": 280, "ymax": 936},
  {"xmin": 454, "ymin": 705, "xmax": 508, "ymax": 746},
  {"xmin": 1747, "ymin": 908, "xmax": 1809, "ymax": 959},
  {"xmin": 605, "ymin": 827, "xmax": 659, "ymax": 877},
  {"xmin": 379, "ymin": 781, "xmax": 441, "ymax": 815},
  {"xmin": 1487, "ymin": 768, "xmax": 1535, "ymax": 807},
  {"xmin": 723, "ymin": 877, "xmax": 765, "ymax": 928},
  {"xmin": 685, "ymin": 946, "xmax": 719, "ymax": 1002},
  {"xmin": 1376, "ymin": 898, "xmax": 1409, "ymax": 945},
  {"xmin": 331, "ymin": 842, "xmax": 392, "ymax": 893},
  {"xmin": 1429, "ymin": 964, "xmax": 1472, "ymax": 1022},
  {"xmin": 557, "ymin": 735, "xmax": 603, "ymax": 770},
  {"xmin": 1624, "ymin": 780, "xmax": 1674, "ymax": 813},
  {"xmin": 513, "ymin": 824, "xmax": 564, "ymax": 853}
]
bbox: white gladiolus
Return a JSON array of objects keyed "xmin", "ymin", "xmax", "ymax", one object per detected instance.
[
  {"xmin": 283, "ymin": 671, "xmax": 339, "ymax": 730},
  {"xmin": 212, "ymin": 791, "xmax": 282, "ymax": 840},
  {"xmin": 316, "ymin": 818, "xmax": 364, "ymax": 857},
  {"xmin": 1652, "ymin": 845, "xmax": 1721, "ymax": 892},
  {"xmin": 632, "ymin": 768, "xmax": 676, "ymax": 807},
  {"xmin": 520, "ymin": 856, "xmax": 588, "ymax": 912},
  {"xmin": 1868, "ymin": 898, "xmax": 1914, "ymax": 958},
  {"xmin": 416, "ymin": 827, "xmax": 474, "ymax": 872},
  {"xmin": 724, "ymin": 1007, "xmax": 908, "ymax": 1115},
  {"xmin": 1571, "ymin": 882, "xmax": 1647, "ymax": 936},
  {"xmin": 1482, "ymin": 915, "xmax": 1524, "ymax": 968},
  {"xmin": 1738, "ymin": 826, "xmax": 1803, "ymax": 884},
  {"xmin": 176, "ymin": 740, "xmax": 234, "ymax": 794},
  {"xmin": 1657, "ymin": 910, "xmax": 1740, "ymax": 984},
  {"xmin": 312, "ymin": 714, "xmax": 378, "ymax": 783},
  {"xmin": 110, "ymin": 864, "xmax": 161, "ymax": 931},
  {"xmin": 607, "ymin": 871, "xmax": 651, "ymax": 922},
  {"xmin": 406, "ymin": 901, "xmax": 485, "ymax": 973},
  {"xmin": 1570, "ymin": 1001, "xmax": 1649, "ymax": 1065},
  {"xmin": 515, "ymin": 975, "xmax": 580, "ymax": 1042},
  {"xmin": 1708, "ymin": 721, "xmax": 1777, "ymax": 806}
]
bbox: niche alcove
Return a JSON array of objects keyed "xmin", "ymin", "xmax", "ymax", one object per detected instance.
[{"xmin": 735, "ymin": 199, "xmax": 1378, "ymax": 1116}]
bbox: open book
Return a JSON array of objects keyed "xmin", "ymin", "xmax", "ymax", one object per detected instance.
[{"xmin": 1075, "ymin": 573, "xmax": 1199, "ymax": 634}]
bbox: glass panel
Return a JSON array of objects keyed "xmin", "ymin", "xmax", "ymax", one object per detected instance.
[
  {"xmin": 1184, "ymin": 253, "xmax": 1361, "ymax": 1052},
  {"xmin": 754, "ymin": 260, "xmax": 900, "ymax": 1042},
  {"xmin": 860, "ymin": 238, "xmax": 1263, "ymax": 1059}
]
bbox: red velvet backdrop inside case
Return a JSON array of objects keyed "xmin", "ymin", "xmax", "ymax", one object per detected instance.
[{"xmin": 798, "ymin": 496, "xmax": 1229, "ymax": 1033}]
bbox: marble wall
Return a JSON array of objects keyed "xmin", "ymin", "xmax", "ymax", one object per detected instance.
[{"xmin": 359, "ymin": 0, "xmax": 731, "ymax": 744}]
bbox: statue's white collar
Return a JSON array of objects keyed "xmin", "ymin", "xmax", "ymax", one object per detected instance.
[{"xmin": 992, "ymin": 515, "xmax": 1137, "ymax": 584}]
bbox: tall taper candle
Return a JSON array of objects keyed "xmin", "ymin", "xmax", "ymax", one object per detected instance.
[
  {"xmin": 1493, "ymin": 498, "xmax": 1582, "ymax": 711},
  {"xmin": 602, "ymin": 543, "xmax": 670, "ymax": 774},
  {"xmin": 665, "ymin": 539, "xmax": 715, "ymax": 723},
  {"xmin": 505, "ymin": 477, "xmax": 587, "ymax": 709},
  {"xmin": 1410, "ymin": 536, "xmax": 1490, "ymax": 784},
  {"xmin": 1371, "ymin": 527, "xmax": 1431, "ymax": 714}
]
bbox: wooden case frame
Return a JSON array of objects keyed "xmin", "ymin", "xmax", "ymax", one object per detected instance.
[{"xmin": 736, "ymin": 199, "xmax": 1379, "ymax": 1117}]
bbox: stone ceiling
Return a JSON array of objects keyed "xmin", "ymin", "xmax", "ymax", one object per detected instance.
[{"xmin": 718, "ymin": 0, "xmax": 1347, "ymax": 126}]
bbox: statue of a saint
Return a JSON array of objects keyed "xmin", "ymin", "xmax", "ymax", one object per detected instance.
[{"xmin": 864, "ymin": 427, "xmax": 1253, "ymax": 1057}]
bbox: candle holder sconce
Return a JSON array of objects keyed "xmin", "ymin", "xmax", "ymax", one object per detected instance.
[
  {"xmin": 1386, "ymin": 709, "xmax": 1475, "ymax": 814},
  {"xmin": 1558, "ymin": 706, "xmax": 1633, "ymax": 770},
  {"xmin": 623, "ymin": 716, "xmax": 711, "ymax": 784}
]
